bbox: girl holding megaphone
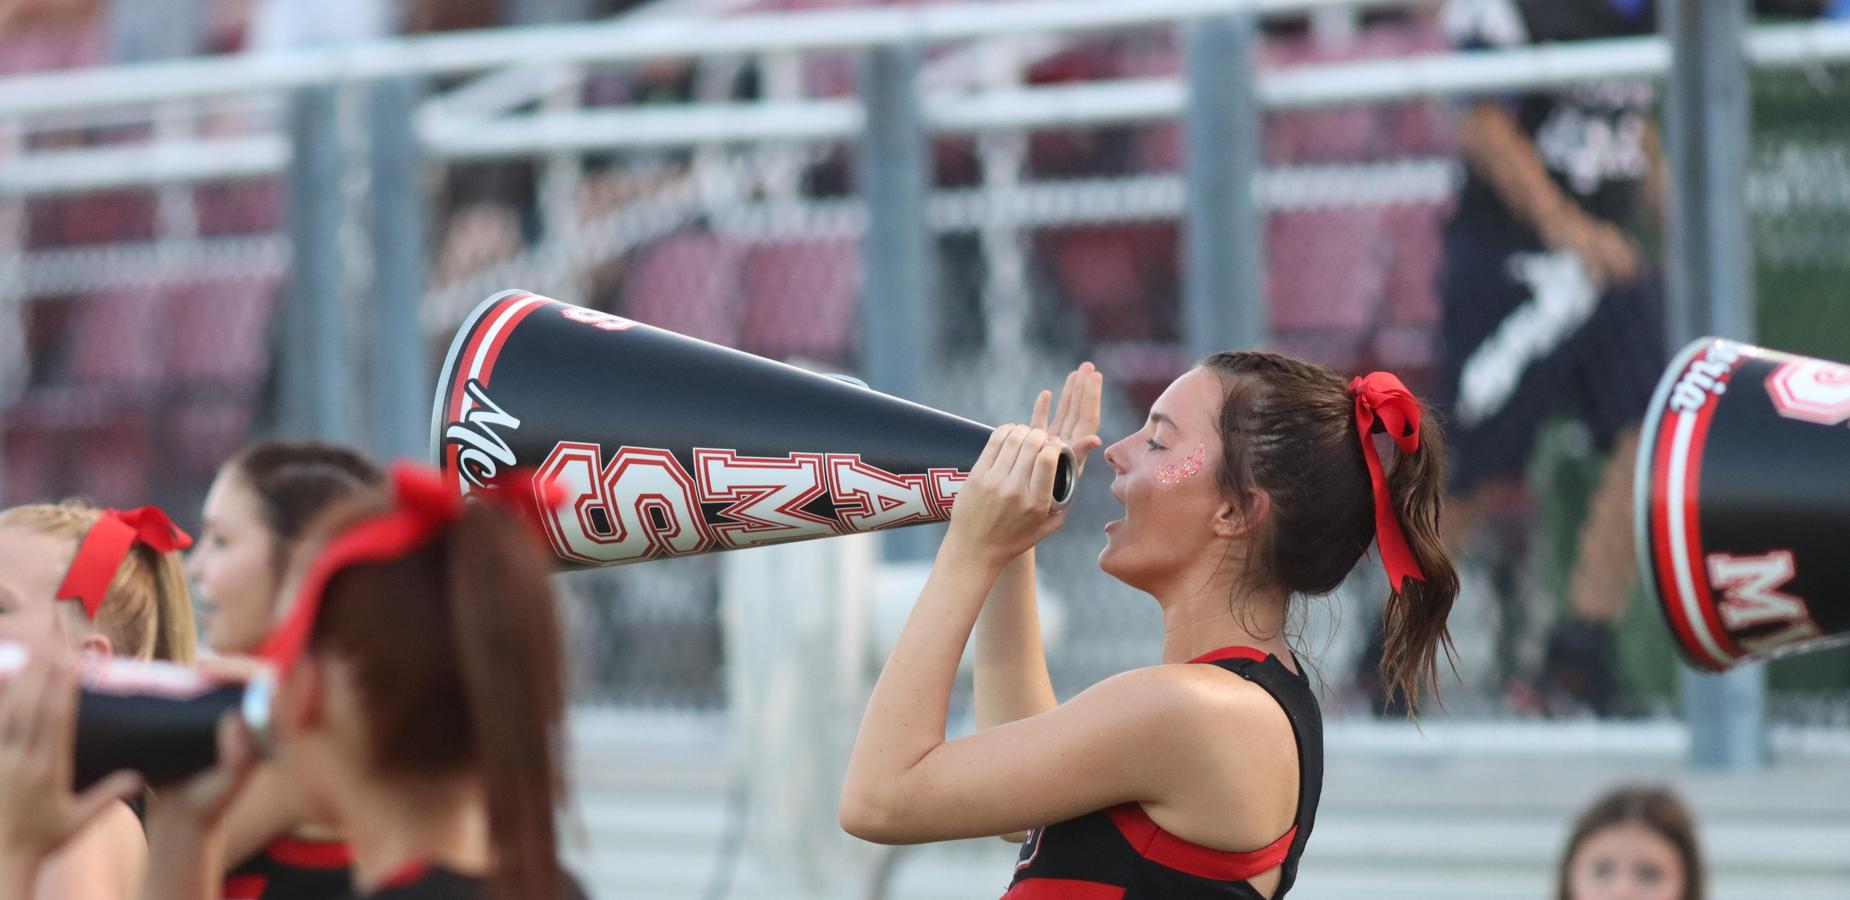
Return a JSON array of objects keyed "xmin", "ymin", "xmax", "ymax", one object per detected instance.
[{"xmin": 842, "ymin": 354, "xmax": 1460, "ymax": 900}]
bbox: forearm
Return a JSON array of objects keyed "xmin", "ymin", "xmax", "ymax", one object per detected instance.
[
  {"xmin": 138, "ymin": 813, "xmax": 219, "ymax": 900},
  {"xmin": 1461, "ymin": 102, "xmax": 1586, "ymax": 240},
  {"xmin": 973, "ymin": 551, "xmax": 1056, "ymax": 731},
  {"xmin": 843, "ymin": 538, "xmax": 1005, "ymax": 813},
  {"xmin": 218, "ymin": 766, "xmax": 300, "ymax": 867},
  {"xmin": 0, "ymin": 852, "xmax": 38, "ymax": 899}
]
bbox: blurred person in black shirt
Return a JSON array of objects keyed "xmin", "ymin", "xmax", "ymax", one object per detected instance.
[{"xmin": 1431, "ymin": 0, "xmax": 1666, "ymax": 717}]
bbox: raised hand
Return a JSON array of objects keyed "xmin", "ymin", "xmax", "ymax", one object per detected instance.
[
  {"xmin": 0, "ymin": 649, "xmax": 142, "ymax": 877},
  {"xmin": 946, "ymin": 425, "xmax": 1070, "ymax": 567},
  {"xmin": 1030, "ymin": 361, "xmax": 1104, "ymax": 483}
]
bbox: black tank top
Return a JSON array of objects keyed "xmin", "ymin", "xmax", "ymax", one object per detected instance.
[
  {"xmin": 353, "ymin": 862, "xmax": 591, "ymax": 900},
  {"xmin": 1003, "ymin": 646, "xmax": 1324, "ymax": 900},
  {"xmin": 223, "ymin": 837, "xmax": 353, "ymax": 900}
]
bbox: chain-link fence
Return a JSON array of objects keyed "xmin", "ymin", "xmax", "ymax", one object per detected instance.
[{"xmin": 2, "ymin": 1, "xmax": 1848, "ymax": 729}]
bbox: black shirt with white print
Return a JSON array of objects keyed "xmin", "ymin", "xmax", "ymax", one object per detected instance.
[{"xmin": 1443, "ymin": 0, "xmax": 1658, "ymax": 234}]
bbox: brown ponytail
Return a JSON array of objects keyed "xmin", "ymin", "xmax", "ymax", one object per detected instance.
[
  {"xmin": 309, "ymin": 501, "xmax": 566, "ymax": 900},
  {"xmin": 1381, "ymin": 419, "xmax": 1459, "ymax": 710},
  {"xmin": 446, "ymin": 505, "xmax": 567, "ymax": 900},
  {"xmin": 1198, "ymin": 351, "xmax": 1458, "ymax": 711}
]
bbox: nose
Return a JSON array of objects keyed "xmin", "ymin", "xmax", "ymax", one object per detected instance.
[
  {"xmin": 184, "ymin": 543, "xmax": 205, "ymax": 583},
  {"xmin": 1103, "ymin": 434, "xmax": 1132, "ymax": 475}
]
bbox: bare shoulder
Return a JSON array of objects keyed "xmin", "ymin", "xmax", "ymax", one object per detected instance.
[{"xmin": 1078, "ymin": 663, "xmax": 1293, "ymax": 747}]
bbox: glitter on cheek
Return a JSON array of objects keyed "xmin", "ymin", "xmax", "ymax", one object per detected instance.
[{"xmin": 1156, "ymin": 442, "xmax": 1207, "ymax": 485}]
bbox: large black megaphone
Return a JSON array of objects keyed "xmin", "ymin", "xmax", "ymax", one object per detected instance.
[
  {"xmin": 430, "ymin": 291, "xmax": 1075, "ymax": 569},
  {"xmin": 1635, "ymin": 338, "xmax": 1850, "ymax": 671}
]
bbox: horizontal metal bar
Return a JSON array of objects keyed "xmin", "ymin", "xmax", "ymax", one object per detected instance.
[
  {"xmin": 0, "ymin": 135, "xmax": 287, "ymax": 196},
  {"xmin": 17, "ymin": 236, "xmax": 289, "ymax": 296},
  {"xmin": 11, "ymin": 20, "xmax": 1849, "ymax": 189},
  {"xmin": 0, "ymin": 0, "xmax": 1411, "ymax": 117},
  {"xmin": 426, "ymin": 98, "xmax": 863, "ymax": 159},
  {"xmin": 928, "ymin": 78, "xmax": 1184, "ymax": 132}
]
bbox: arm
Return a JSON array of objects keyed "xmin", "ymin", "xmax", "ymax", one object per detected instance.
[
  {"xmin": 0, "ymin": 653, "xmax": 145, "ymax": 900},
  {"xmin": 1641, "ymin": 118, "xmax": 1669, "ymax": 233},
  {"xmin": 1459, "ymin": 101, "xmax": 1640, "ymax": 286},
  {"xmin": 973, "ymin": 365, "xmax": 1099, "ymax": 733},
  {"xmin": 32, "ymin": 805, "xmax": 145, "ymax": 899},
  {"xmin": 139, "ymin": 716, "xmax": 256, "ymax": 900},
  {"xmin": 842, "ymin": 425, "xmax": 1209, "ymax": 845},
  {"xmin": 973, "ymin": 552, "xmax": 1055, "ymax": 733},
  {"xmin": 216, "ymin": 763, "xmax": 307, "ymax": 867}
]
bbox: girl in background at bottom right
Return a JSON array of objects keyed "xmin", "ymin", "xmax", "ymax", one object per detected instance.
[{"xmin": 1557, "ymin": 785, "xmax": 1705, "ymax": 900}]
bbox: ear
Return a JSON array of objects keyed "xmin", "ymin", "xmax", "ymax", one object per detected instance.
[
  {"xmin": 276, "ymin": 656, "xmax": 328, "ymax": 738},
  {"xmin": 1212, "ymin": 489, "xmax": 1271, "ymax": 539},
  {"xmin": 55, "ymin": 602, "xmax": 116, "ymax": 658},
  {"xmin": 76, "ymin": 630, "xmax": 113, "ymax": 658}
]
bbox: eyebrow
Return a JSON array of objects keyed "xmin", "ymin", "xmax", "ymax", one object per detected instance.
[{"xmin": 1148, "ymin": 412, "xmax": 1175, "ymax": 430}]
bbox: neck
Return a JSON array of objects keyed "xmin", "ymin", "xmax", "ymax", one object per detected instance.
[
  {"xmin": 331, "ymin": 769, "xmax": 491, "ymax": 892},
  {"xmin": 1155, "ymin": 575, "xmax": 1291, "ymax": 665}
]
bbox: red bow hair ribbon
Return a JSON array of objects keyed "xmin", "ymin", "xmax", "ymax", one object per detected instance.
[
  {"xmin": 258, "ymin": 463, "xmax": 565, "ymax": 674},
  {"xmin": 55, "ymin": 507, "xmax": 194, "ymax": 619},
  {"xmin": 1348, "ymin": 372, "xmax": 1426, "ymax": 592}
]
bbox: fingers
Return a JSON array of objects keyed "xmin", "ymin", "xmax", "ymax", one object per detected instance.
[
  {"xmin": 1007, "ymin": 428, "xmax": 1051, "ymax": 489},
  {"xmin": 2, "ymin": 653, "xmax": 51, "ymax": 746},
  {"xmin": 71, "ymin": 770, "xmax": 143, "ymax": 828},
  {"xmin": 195, "ymin": 655, "xmax": 271, "ymax": 686},
  {"xmin": 1029, "ymin": 390, "xmax": 1052, "ymax": 431},
  {"xmin": 973, "ymin": 424, "xmax": 1012, "ymax": 476},
  {"xmin": 1050, "ymin": 370, "xmax": 1077, "ymax": 433},
  {"xmin": 215, "ymin": 713, "xmax": 255, "ymax": 774},
  {"xmin": 38, "ymin": 656, "xmax": 79, "ymax": 784},
  {"xmin": 0, "ymin": 656, "xmax": 34, "ymax": 745},
  {"xmin": 994, "ymin": 424, "xmax": 1035, "ymax": 481},
  {"xmin": 1078, "ymin": 363, "xmax": 1102, "ymax": 435},
  {"xmin": 1026, "ymin": 437, "xmax": 1064, "ymax": 510}
]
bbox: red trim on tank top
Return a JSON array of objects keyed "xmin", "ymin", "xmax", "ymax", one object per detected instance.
[
  {"xmin": 1101, "ymin": 645, "xmax": 1294, "ymax": 882},
  {"xmin": 1001, "ymin": 877, "xmax": 1128, "ymax": 900},
  {"xmin": 377, "ymin": 859, "xmax": 432, "ymax": 891},
  {"xmin": 223, "ymin": 874, "xmax": 268, "ymax": 900},
  {"xmin": 1187, "ymin": 645, "xmax": 1268, "ymax": 665},
  {"xmin": 267, "ymin": 836, "xmax": 354, "ymax": 869},
  {"xmin": 1107, "ymin": 804, "xmax": 1297, "ymax": 882}
]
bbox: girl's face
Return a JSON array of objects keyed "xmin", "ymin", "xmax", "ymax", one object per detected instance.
[
  {"xmin": 1568, "ymin": 822, "xmax": 1687, "ymax": 900},
  {"xmin": 190, "ymin": 468, "xmax": 280, "ymax": 654},
  {"xmin": 0, "ymin": 526, "xmax": 93, "ymax": 652},
  {"xmin": 1099, "ymin": 367, "xmax": 1233, "ymax": 595}
]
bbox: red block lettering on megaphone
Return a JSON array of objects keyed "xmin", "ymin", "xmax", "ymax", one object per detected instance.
[{"xmin": 432, "ymin": 291, "xmax": 1075, "ymax": 569}]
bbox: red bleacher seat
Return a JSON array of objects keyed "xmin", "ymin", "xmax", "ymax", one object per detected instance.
[
  {"xmin": 69, "ymin": 290, "xmax": 169, "ymax": 387},
  {"xmin": 740, "ymin": 238, "xmax": 861, "ymax": 364},
  {"xmin": 1041, "ymin": 224, "xmax": 1176, "ymax": 343},
  {"xmin": 621, "ymin": 230, "xmax": 745, "ymax": 348},
  {"xmin": 167, "ymin": 279, "xmax": 279, "ymax": 386},
  {"xmin": 73, "ymin": 413, "xmax": 153, "ymax": 506},
  {"xmin": 1383, "ymin": 201, "xmax": 1448, "ymax": 329},
  {"xmin": 169, "ymin": 399, "xmax": 254, "ymax": 480},
  {"xmin": 196, "ymin": 179, "xmax": 285, "ymax": 236}
]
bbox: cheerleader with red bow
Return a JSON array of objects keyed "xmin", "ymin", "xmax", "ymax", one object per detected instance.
[
  {"xmin": 0, "ymin": 502, "xmax": 198, "ymax": 898},
  {"xmin": 842, "ymin": 355, "xmax": 1461, "ymax": 900}
]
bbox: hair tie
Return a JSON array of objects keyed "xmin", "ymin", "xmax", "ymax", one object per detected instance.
[
  {"xmin": 55, "ymin": 507, "xmax": 194, "ymax": 619},
  {"xmin": 1348, "ymin": 372, "xmax": 1425, "ymax": 592},
  {"xmin": 258, "ymin": 463, "xmax": 563, "ymax": 673}
]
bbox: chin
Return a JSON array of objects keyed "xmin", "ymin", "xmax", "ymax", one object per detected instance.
[{"xmin": 1097, "ymin": 544, "xmax": 1149, "ymax": 595}]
